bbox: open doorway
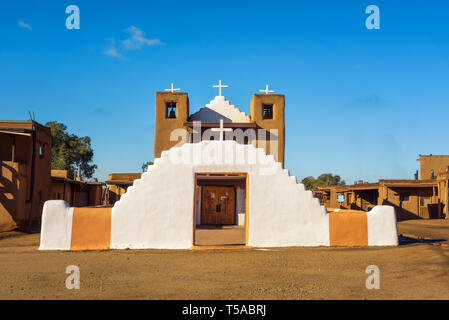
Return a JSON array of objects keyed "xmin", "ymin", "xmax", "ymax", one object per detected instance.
[{"xmin": 193, "ymin": 173, "xmax": 248, "ymax": 247}]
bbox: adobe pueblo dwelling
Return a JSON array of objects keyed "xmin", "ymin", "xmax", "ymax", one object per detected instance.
[{"xmin": 39, "ymin": 82, "xmax": 398, "ymax": 250}]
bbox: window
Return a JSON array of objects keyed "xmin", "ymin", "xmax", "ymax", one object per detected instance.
[
  {"xmin": 400, "ymin": 193, "xmax": 410, "ymax": 201},
  {"xmin": 39, "ymin": 144, "xmax": 44, "ymax": 157},
  {"xmin": 262, "ymin": 104, "xmax": 273, "ymax": 119},
  {"xmin": 166, "ymin": 102, "xmax": 177, "ymax": 119},
  {"xmin": 420, "ymin": 196, "xmax": 430, "ymax": 207}
]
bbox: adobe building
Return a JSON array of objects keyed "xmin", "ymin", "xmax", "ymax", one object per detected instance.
[
  {"xmin": 104, "ymin": 173, "xmax": 142, "ymax": 205},
  {"xmin": 418, "ymin": 155, "xmax": 449, "ymax": 179},
  {"xmin": 50, "ymin": 170, "xmax": 103, "ymax": 207},
  {"xmin": 317, "ymin": 155, "xmax": 449, "ymax": 220},
  {"xmin": 154, "ymin": 91, "xmax": 285, "ymax": 164},
  {"xmin": 40, "ymin": 83, "xmax": 398, "ymax": 250},
  {"xmin": 0, "ymin": 120, "xmax": 52, "ymax": 232},
  {"xmin": 154, "ymin": 86, "xmax": 284, "ymax": 226}
]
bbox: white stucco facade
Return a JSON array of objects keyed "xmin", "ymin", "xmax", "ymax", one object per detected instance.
[
  {"xmin": 39, "ymin": 141, "xmax": 398, "ymax": 250},
  {"xmin": 109, "ymin": 141, "xmax": 330, "ymax": 249},
  {"xmin": 189, "ymin": 96, "xmax": 251, "ymax": 123}
]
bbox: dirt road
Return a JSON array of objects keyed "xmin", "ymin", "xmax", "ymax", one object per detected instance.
[{"xmin": 0, "ymin": 220, "xmax": 448, "ymax": 299}]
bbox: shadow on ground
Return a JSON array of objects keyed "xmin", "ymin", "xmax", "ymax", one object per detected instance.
[{"xmin": 398, "ymin": 235, "xmax": 447, "ymax": 245}]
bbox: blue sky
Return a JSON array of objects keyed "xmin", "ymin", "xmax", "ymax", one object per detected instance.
[{"xmin": 1, "ymin": 0, "xmax": 448, "ymax": 183}]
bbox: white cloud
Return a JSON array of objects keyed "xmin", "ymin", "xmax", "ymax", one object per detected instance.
[
  {"xmin": 104, "ymin": 38, "xmax": 125, "ymax": 59},
  {"xmin": 18, "ymin": 20, "xmax": 32, "ymax": 30},
  {"xmin": 121, "ymin": 26, "xmax": 162, "ymax": 50}
]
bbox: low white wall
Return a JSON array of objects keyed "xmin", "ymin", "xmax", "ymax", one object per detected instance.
[
  {"xmin": 39, "ymin": 141, "xmax": 398, "ymax": 250},
  {"xmin": 367, "ymin": 205, "xmax": 398, "ymax": 246},
  {"xmin": 39, "ymin": 200, "xmax": 73, "ymax": 250},
  {"xmin": 110, "ymin": 141, "xmax": 330, "ymax": 248}
]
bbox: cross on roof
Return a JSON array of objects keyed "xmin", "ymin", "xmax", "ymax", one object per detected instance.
[
  {"xmin": 164, "ymin": 83, "xmax": 180, "ymax": 93},
  {"xmin": 212, "ymin": 80, "xmax": 229, "ymax": 97},
  {"xmin": 259, "ymin": 84, "xmax": 275, "ymax": 94},
  {"xmin": 211, "ymin": 119, "xmax": 232, "ymax": 141}
]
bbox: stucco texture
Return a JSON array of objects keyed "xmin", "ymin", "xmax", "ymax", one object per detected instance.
[{"xmin": 39, "ymin": 141, "xmax": 398, "ymax": 250}]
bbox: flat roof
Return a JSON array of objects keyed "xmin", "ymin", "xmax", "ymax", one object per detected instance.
[
  {"xmin": 105, "ymin": 180, "xmax": 134, "ymax": 186},
  {"xmin": 184, "ymin": 122, "xmax": 258, "ymax": 128},
  {"xmin": 318, "ymin": 179, "xmax": 438, "ymax": 191},
  {"xmin": 51, "ymin": 176, "xmax": 104, "ymax": 185}
]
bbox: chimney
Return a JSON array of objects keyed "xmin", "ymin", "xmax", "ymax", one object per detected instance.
[
  {"xmin": 358, "ymin": 180, "xmax": 363, "ymax": 185},
  {"xmin": 414, "ymin": 170, "xmax": 419, "ymax": 180}
]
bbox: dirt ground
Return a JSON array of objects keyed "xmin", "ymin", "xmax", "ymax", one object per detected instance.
[{"xmin": 0, "ymin": 220, "xmax": 448, "ymax": 300}]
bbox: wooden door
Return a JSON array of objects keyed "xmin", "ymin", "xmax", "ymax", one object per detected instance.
[
  {"xmin": 216, "ymin": 187, "xmax": 235, "ymax": 225},
  {"xmin": 202, "ymin": 186, "xmax": 218, "ymax": 224},
  {"xmin": 201, "ymin": 186, "xmax": 235, "ymax": 225}
]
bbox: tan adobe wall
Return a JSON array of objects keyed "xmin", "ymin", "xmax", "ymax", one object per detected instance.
[
  {"xmin": 419, "ymin": 155, "xmax": 449, "ymax": 179},
  {"xmin": 250, "ymin": 94, "xmax": 285, "ymax": 165},
  {"xmin": 154, "ymin": 92, "xmax": 189, "ymax": 159}
]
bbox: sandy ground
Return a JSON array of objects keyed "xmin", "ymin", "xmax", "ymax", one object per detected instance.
[{"xmin": 0, "ymin": 220, "xmax": 448, "ymax": 300}]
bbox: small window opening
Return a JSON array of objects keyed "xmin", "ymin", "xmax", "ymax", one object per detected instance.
[
  {"xmin": 400, "ymin": 193, "xmax": 410, "ymax": 201},
  {"xmin": 262, "ymin": 104, "xmax": 273, "ymax": 119},
  {"xmin": 420, "ymin": 196, "xmax": 430, "ymax": 207},
  {"xmin": 166, "ymin": 102, "xmax": 177, "ymax": 119}
]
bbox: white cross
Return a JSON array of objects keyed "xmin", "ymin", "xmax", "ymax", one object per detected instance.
[
  {"xmin": 212, "ymin": 80, "xmax": 229, "ymax": 97},
  {"xmin": 211, "ymin": 119, "xmax": 232, "ymax": 141},
  {"xmin": 259, "ymin": 84, "xmax": 275, "ymax": 94},
  {"xmin": 165, "ymin": 83, "xmax": 180, "ymax": 93}
]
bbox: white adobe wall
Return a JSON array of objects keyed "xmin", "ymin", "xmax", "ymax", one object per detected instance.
[
  {"xmin": 189, "ymin": 96, "xmax": 251, "ymax": 123},
  {"xmin": 39, "ymin": 200, "xmax": 73, "ymax": 250},
  {"xmin": 39, "ymin": 141, "xmax": 398, "ymax": 250},
  {"xmin": 110, "ymin": 141, "xmax": 330, "ymax": 249},
  {"xmin": 367, "ymin": 205, "xmax": 399, "ymax": 246}
]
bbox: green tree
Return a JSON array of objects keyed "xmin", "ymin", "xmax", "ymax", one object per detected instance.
[
  {"xmin": 301, "ymin": 173, "xmax": 346, "ymax": 190},
  {"xmin": 316, "ymin": 173, "xmax": 345, "ymax": 186},
  {"xmin": 142, "ymin": 161, "xmax": 154, "ymax": 172},
  {"xmin": 46, "ymin": 121, "xmax": 97, "ymax": 179},
  {"xmin": 301, "ymin": 176, "xmax": 318, "ymax": 190}
]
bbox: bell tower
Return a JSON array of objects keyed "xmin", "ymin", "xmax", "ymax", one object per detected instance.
[
  {"xmin": 154, "ymin": 91, "xmax": 189, "ymax": 159},
  {"xmin": 250, "ymin": 93, "xmax": 285, "ymax": 165}
]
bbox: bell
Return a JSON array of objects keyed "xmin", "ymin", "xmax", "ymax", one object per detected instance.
[{"xmin": 168, "ymin": 108, "xmax": 176, "ymax": 118}]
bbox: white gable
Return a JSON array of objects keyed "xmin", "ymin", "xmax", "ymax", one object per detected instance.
[{"xmin": 190, "ymin": 96, "xmax": 251, "ymax": 123}]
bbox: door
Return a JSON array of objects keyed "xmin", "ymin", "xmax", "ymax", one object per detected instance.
[
  {"xmin": 201, "ymin": 186, "xmax": 235, "ymax": 225},
  {"xmin": 216, "ymin": 187, "xmax": 235, "ymax": 225},
  {"xmin": 419, "ymin": 194, "xmax": 431, "ymax": 218},
  {"xmin": 201, "ymin": 186, "xmax": 218, "ymax": 224}
]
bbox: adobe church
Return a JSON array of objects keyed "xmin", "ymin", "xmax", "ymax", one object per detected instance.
[
  {"xmin": 155, "ymin": 82, "xmax": 284, "ymax": 227},
  {"xmin": 39, "ymin": 82, "xmax": 398, "ymax": 250}
]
